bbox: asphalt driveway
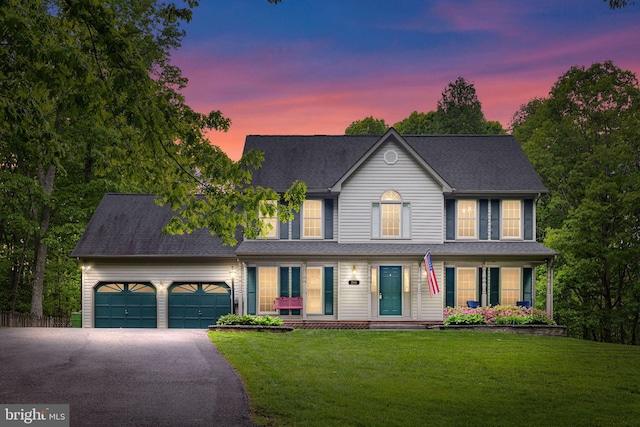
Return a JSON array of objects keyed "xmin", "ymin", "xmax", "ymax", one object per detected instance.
[{"xmin": 0, "ymin": 328, "xmax": 254, "ymax": 426}]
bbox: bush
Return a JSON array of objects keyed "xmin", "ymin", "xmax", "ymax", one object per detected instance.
[
  {"xmin": 444, "ymin": 313, "xmax": 486, "ymax": 325},
  {"xmin": 530, "ymin": 312, "xmax": 557, "ymax": 325},
  {"xmin": 216, "ymin": 314, "xmax": 284, "ymax": 326},
  {"xmin": 443, "ymin": 305, "xmax": 557, "ymax": 326},
  {"xmin": 494, "ymin": 315, "xmax": 531, "ymax": 325}
]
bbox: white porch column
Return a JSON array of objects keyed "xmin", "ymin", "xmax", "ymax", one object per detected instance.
[
  {"xmin": 417, "ymin": 262, "xmax": 422, "ymax": 321},
  {"xmin": 546, "ymin": 257, "xmax": 555, "ymax": 316},
  {"xmin": 302, "ymin": 262, "xmax": 307, "ymax": 320},
  {"xmin": 481, "ymin": 265, "xmax": 488, "ymax": 307}
]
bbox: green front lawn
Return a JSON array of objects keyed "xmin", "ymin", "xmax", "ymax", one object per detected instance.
[{"xmin": 209, "ymin": 330, "xmax": 640, "ymax": 427}]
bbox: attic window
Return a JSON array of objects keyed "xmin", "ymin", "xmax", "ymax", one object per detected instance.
[{"xmin": 383, "ymin": 150, "xmax": 398, "ymax": 165}]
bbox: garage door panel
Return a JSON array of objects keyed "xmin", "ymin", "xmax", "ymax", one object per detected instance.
[
  {"xmin": 184, "ymin": 307, "xmax": 200, "ymax": 317},
  {"xmin": 110, "ymin": 295, "xmax": 128, "ymax": 305},
  {"xmin": 199, "ymin": 294, "xmax": 216, "ymax": 305},
  {"xmin": 184, "ymin": 294, "xmax": 201, "ymax": 304},
  {"xmin": 168, "ymin": 282, "xmax": 231, "ymax": 329},
  {"xmin": 199, "ymin": 307, "xmax": 216, "ymax": 317},
  {"xmin": 94, "ymin": 283, "xmax": 157, "ymax": 328}
]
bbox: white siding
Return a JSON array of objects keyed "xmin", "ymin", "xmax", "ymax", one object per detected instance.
[
  {"xmin": 337, "ymin": 261, "xmax": 370, "ymax": 320},
  {"xmin": 419, "ymin": 260, "xmax": 445, "ymax": 321},
  {"xmin": 339, "ymin": 139, "xmax": 443, "ymax": 243},
  {"xmin": 81, "ymin": 260, "xmax": 237, "ymax": 328}
]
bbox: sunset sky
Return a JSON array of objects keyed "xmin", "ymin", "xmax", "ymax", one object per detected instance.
[{"xmin": 173, "ymin": 0, "xmax": 640, "ymax": 160}]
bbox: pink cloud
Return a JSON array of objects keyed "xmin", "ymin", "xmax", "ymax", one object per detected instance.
[
  {"xmin": 174, "ymin": 10, "xmax": 640, "ymax": 162},
  {"xmin": 430, "ymin": 0, "xmax": 531, "ymax": 37}
]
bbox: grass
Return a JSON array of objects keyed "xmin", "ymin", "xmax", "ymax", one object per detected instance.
[{"xmin": 209, "ymin": 329, "xmax": 640, "ymax": 427}]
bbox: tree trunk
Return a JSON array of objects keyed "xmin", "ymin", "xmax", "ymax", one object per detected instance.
[
  {"xmin": 30, "ymin": 164, "xmax": 56, "ymax": 318},
  {"xmin": 10, "ymin": 232, "xmax": 29, "ymax": 312}
]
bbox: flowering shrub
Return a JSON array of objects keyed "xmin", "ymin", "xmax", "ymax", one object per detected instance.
[{"xmin": 443, "ymin": 305, "xmax": 556, "ymax": 326}]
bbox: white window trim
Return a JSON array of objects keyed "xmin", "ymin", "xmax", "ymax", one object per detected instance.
[
  {"xmin": 258, "ymin": 266, "xmax": 278, "ymax": 314},
  {"xmin": 500, "ymin": 267, "xmax": 522, "ymax": 306},
  {"xmin": 501, "ymin": 200, "xmax": 522, "ymax": 240},
  {"xmin": 305, "ymin": 266, "xmax": 323, "ymax": 314},
  {"xmin": 259, "ymin": 200, "xmax": 278, "ymax": 239},
  {"xmin": 456, "ymin": 200, "xmax": 478, "ymax": 240},
  {"xmin": 456, "ymin": 267, "xmax": 477, "ymax": 307},
  {"xmin": 302, "ymin": 199, "xmax": 323, "ymax": 239},
  {"xmin": 373, "ymin": 191, "xmax": 411, "ymax": 240}
]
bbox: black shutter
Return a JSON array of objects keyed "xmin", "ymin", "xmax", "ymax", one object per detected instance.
[
  {"xmin": 523, "ymin": 268, "xmax": 533, "ymax": 303},
  {"xmin": 291, "ymin": 267, "xmax": 301, "ymax": 315},
  {"xmin": 324, "ymin": 199, "xmax": 334, "ymax": 239},
  {"xmin": 491, "ymin": 200, "xmax": 500, "ymax": 240},
  {"xmin": 247, "ymin": 267, "xmax": 256, "ymax": 315},
  {"xmin": 279, "ymin": 266, "xmax": 289, "ymax": 315},
  {"xmin": 490, "ymin": 268, "xmax": 500, "ymax": 306},
  {"xmin": 292, "ymin": 211, "xmax": 301, "ymax": 239},
  {"xmin": 446, "ymin": 199, "xmax": 456, "ymax": 240},
  {"xmin": 446, "ymin": 267, "xmax": 455, "ymax": 307},
  {"xmin": 324, "ymin": 267, "xmax": 334, "ymax": 315},
  {"xmin": 524, "ymin": 199, "xmax": 534, "ymax": 240},
  {"xmin": 479, "ymin": 199, "xmax": 488, "ymax": 240}
]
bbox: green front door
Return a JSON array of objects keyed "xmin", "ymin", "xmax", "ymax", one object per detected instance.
[
  {"xmin": 379, "ymin": 266, "xmax": 402, "ymax": 316},
  {"xmin": 168, "ymin": 283, "xmax": 231, "ymax": 328},
  {"xmin": 94, "ymin": 283, "xmax": 157, "ymax": 328}
]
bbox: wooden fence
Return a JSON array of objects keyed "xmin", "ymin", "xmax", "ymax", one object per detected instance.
[{"xmin": 0, "ymin": 311, "xmax": 71, "ymax": 328}]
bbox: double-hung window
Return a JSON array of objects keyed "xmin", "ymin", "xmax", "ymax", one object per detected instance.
[
  {"xmin": 456, "ymin": 268, "xmax": 477, "ymax": 307},
  {"xmin": 258, "ymin": 267, "xmax": 277, "ymax": 313},
  {"xmin": 306, "ymin": 267, "xmax": 323, "ymax": 314},
  {"xmin": 303, "ymin": 200, "xmax": 322, "ymax": 238},
  {"xmin": 457, "ymin": 200, "xmax": 477, "ymax": 239},
  {"xmin": 259, "ymin": 200, "xmax": 278, "ymax": 238},
  {"xmin": 373, "ymin": 190, "xmax": 410, "ymax": 239},
  {"xmin": 502, "ymin": 200, "xmax": 521, "ymax": 239},
  {"xmin": 501, "ymin": 268, "xmax": 521, "ymax": 306}
]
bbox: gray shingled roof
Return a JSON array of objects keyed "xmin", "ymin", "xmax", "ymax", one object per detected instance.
[
  {"xmin": 70, "ymin": 194, "xmax": 236, "ymax": 258},
  {"xmin": 244, "ymin": 133, "xmax": 547, "ymax": 194},
  {"xmin": 235, "ymin": 240, "xmax": 556, "ymax": 259}
]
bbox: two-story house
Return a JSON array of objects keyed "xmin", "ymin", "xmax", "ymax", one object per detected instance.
[{"xmin": 71, "ymin": 129, "xmax": 556, "ymax": 328}]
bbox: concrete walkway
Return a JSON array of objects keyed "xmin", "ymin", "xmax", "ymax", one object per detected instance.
[{"xmin": 0, "ymin": 328, "xmax": 254, "ymax": 426}]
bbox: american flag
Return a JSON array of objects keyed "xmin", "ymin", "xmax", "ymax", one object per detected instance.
[{"xmin": 424, "ymin": 251, "xmax": 440, "ymax": 296}]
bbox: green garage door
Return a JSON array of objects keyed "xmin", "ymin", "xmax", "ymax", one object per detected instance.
[
  {"xmin": 168, "ymin": 283, "xmax": 231, "ymax": 328},
  {"xmin": 94, "ymin": 283, "xmax": 157, "ymax": 328}
]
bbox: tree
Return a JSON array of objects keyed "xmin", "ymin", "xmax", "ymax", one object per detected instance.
[
  {"xmin": 352, "ymin": 78, "xmax": 505, "ymax": 136},
  {"xmin": 512, "ymin": 61, "xmax": 640, "ymax": 344},
  {"xmin": 484, "ymin": 120, "xmax": 507, "ymax": 135},
  {"xmin": 345, "ymin": 116, "xmax": 388, "ymax": 135},
  {"xmin": 0, "ymin": 0, "xmax": 304, "ymax": 317},
  {"xmin": 435, "ymin": 77, "xmax": 489, "ymax": 134},
  {"xmin": 393, "ymin": 111, "xmax": 439, "ymax": 134},
  {"xmin": 607, "ymin": 0, "xmax": 634, "ymax": 9}
]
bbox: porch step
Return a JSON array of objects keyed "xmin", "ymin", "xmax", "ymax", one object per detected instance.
[{"xmin": 369, "ymin": 324, "xmax": 427, "ymax": 330}]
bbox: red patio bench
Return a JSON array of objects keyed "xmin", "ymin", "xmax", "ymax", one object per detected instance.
[{"xmin": 274, "ymin": 297, "xmax": 303, "ymax": 310}]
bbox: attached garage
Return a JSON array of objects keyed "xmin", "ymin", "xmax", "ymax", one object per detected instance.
[
  {"xmin": 94, "ymin": 282, "xmax": 157, "ymax": 328},
  {"xmin": 168, "ymin": 282, "xmax": 232, "ymax": 328}
]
